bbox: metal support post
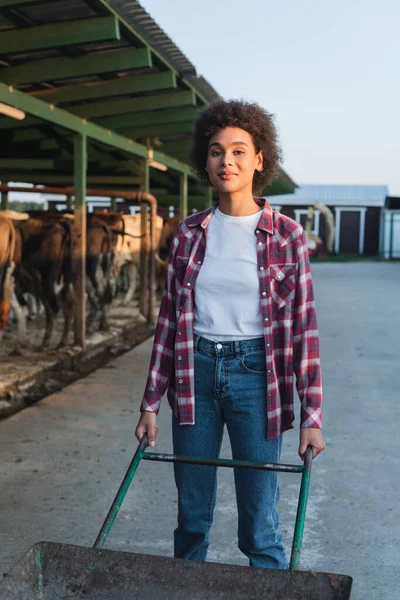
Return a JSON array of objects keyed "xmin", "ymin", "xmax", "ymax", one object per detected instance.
[
  {"xmin": 73, "ymin": 134, "xmax": 87, "ymax": 348},
  {"xmin": 179, "ymin": 172, "xmax": 188, "ymax": 219},
  {"xmin": 1, "ymin": 190, "xmax": 9, "ymax": 210}
]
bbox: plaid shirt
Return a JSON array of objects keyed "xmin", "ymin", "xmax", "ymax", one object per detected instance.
[{"xmin": 141, "ymin": 198, "xmax": 322, "ymax": 439}]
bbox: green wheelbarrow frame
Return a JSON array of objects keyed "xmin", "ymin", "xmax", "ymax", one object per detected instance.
[
  {"xmin": 96, "ymin": 435, "xmax": 313, "ymax": 570},
  {"xmin": 1, "ymin": 436, "xmax": 353, "ymax": 599}
]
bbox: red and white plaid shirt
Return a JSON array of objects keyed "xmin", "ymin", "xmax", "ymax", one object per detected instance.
[{"xmin": 141, "ymin": 198, "xmax": 322, "ymax": 439}]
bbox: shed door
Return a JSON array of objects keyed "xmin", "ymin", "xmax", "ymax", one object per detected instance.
[{"xmin": 339, "ymin": 211, "xmax": 360, "ymax": 254}]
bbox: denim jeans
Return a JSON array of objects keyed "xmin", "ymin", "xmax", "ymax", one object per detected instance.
[{"xmin": 172, "ymin": 334, "xmax": 288, "ymax": 569}]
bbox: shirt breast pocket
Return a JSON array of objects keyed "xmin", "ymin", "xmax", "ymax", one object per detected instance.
[{"xmin": 269, "ymin": 265, "xmax": 296, "ymax": 309}]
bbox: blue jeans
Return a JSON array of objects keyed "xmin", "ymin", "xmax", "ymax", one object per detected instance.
[{"xmin": 172, "ymin": 334, "xmax": 288, "ymax": 569}]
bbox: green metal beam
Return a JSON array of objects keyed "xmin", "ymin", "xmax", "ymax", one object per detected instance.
[
  {"xmin": 0, "ymin": 83, "xmax": 192, "ymax": 174},
  {"xmin": 179, "ymin": 172, "xmax": 188, "ymax": 219},
  {"xmin": 70, "ymin": 90, "xmax": 196, "ymax": 119},
  {"xmin": 125, "ymin": 121, "xmax": 194, "ymax": 139},
  {"xmin": 171, "ymin": 152, "xmax": 190, "ymax": 163},
  {"xmin": 143, "ymin": 160, "xmax": 150, "ymax": 193},
  {"xmin": 0, "ymin": 16, "xmax": 120, "ymax": 55},
  {"xmin": 1, "ymin": 47, "xmax": 152, "ymax": 86},
  {"xmin": 97, "ymin": 105, "xmax": 199, "ymax": 131},
  {"xmin": 0, "ymin": 0, "xmax": 50, "ymax": 7},
  {"xmin": 160, "ymin": 139, "xmax": 192, "ymax": 154},
  {"xmin": 0, "ymin": 190, "xmax": 8, "ymax": 210},
  {"xmin": 155, "ymin": 194, "xmax": 209, "ymax": 211},
  {"xmin": 0, "ymin": 158, "xmax": 55, "ymax": 169},
  {"xmin": 73, "ymin": 135, "xmax": 87, "ymax": 348},
  {"xmin": 263, "ymin": 175, "xmax": 297, "ymax": 196},
  {"xmin": 12, "ymin": 128, "xmax": 44, "ymax": 141},
  {"xmin": 206, "ymin": 187, "xmax": 214, "ymax": 207},
  {"xmin": 31, "ymin": 72, "xmax": 177, "ymax": 105},
  {"xmin": 1, "ymin": 173, "xmax": 141, "ymax": 186},
  {"xmin": 93, "ymin": 0, "xmax": 210, "ymax": 106},
  {"xmin": 39, "ymin": 138, "xmax": 62, "ymax": 150}
]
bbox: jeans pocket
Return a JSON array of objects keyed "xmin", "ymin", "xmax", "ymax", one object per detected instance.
[{"xmin": 240, "ymin": 351, "xmax": 266, "ymax": 375}]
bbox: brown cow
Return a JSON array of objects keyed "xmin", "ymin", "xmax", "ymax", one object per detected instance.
[
  {"xmin": 20, "ymin": 215, "xmax": 74, "ymax": 348},
  {"xmin": 0, "ymin": 215, "xmax": 16, "ymax": 343},
  {"xmin": 113, "ymin": 213, "xmax": 164, "ymax": 303},
  {"xmin": 0, "ymin": 211, "xmax": 32, "ymax": 348},
  {"xmin": 155, "ymin": 217, "xmax": 181, "ymax": 293},
  {"xmin": 85, "ymin": 211, "xmax": 124, "ymax": 331}
]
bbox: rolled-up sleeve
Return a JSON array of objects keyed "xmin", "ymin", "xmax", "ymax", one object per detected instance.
[{"xmin": 292, "ymin": 229, "xmax": 323, "ymax": 429}]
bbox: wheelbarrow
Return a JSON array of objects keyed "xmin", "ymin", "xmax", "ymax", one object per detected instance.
[{"xmin": 0, "ymin": 436, "xmax": 352, "ymax": 599}]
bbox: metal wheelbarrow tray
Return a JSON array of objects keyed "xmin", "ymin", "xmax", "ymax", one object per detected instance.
[{"xmin": 0, "ymin": 437, "xmax": 352, "ymax": 599}]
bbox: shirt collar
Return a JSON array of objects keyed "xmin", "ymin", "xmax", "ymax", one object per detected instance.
[
  {"xmin": 186, "ymin": 197, "xmax": 273, "ymax": 234},
  {"xmin": 254, "ymin": 197, "xmax": 274, "ymax": 234}
]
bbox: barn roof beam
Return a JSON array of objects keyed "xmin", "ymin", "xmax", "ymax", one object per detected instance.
[
  {"xmin": 1, "ymin": 47, "xmax": 152, "ymax": 86},
  {"xmin": 0, "ymin": 89, "xmax": 197, "ymax": 131},
  {"xmin": 70, "ymin": 89, "xmax": 196, "ymax": 119},
  {"xmin": 0, "ymin": 158, "xmax": 67, "ymax": 170},
  {"xmin": 124, "ymin": 121, "xmax": 194, "ymax": 139},
  {"xmin": 160, "ymin": 139, "xmax": 191, "ymax": 154},
  {"xmin": 2, "ymin": 173, "xmax": 142, "ymax": 186},
  {"xmin": 0, "ymin": 82, "xmax": 192, "ymax": 174},
  {"xmin": 0, "ymin": 16, "xmax": 120, "ymax": 54},
  {"xmin": 0, "ymin": 0, "xmax": 51, "ymax": 7},
  {"xmin": 31, "ymin": 72, "xmax": 177, "ymax": 105},
  {"xmin": 37, "ymin": 138, "xmax": 142, "ymax": 168},
  {"xmin": 11, "ymin": 127, "xmax": 43, "ymax": 141},
  {"xmin": 89, "ymin": 0, "xmax": 209, "ymax": 105},
  {"xmin": 97, "ymin": 105, "xmax": 199, "ymax": 130}
]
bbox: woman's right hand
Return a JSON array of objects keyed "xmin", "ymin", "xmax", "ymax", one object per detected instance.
[{"xmin": 135, "ymin": 412, "xmax": 158, "ymax": 447}]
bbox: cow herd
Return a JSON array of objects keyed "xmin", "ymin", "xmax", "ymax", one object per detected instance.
[{"xmin": 0, "ymin": 209, "xmax": 180, "ymax": 352}]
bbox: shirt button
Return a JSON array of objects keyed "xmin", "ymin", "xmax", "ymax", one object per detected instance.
[
  {"xmin": 277, "ymin": 274, "xmax": 282, "ymax": 280},
  {"xmin": 267, "ymin": 343, "xmax": 270, "ymax": 347},
  {"xmin": 260, "ymin": 266, "xmax": 264, "ymax": 271},
  {"xmin": 268, "ymin": 393, "xmax": 272, "ymax": 397},
  {"xmin": 256, "ymin": 229, "xmax": 260, "ymax": 233},
  {"xmin": 258, "ymin": 242, "xmax": 263, "ymax": 246},
  {"xmin": 178, "ymin": 356, "xmax": 182, "ymax": 360},
  {"xmin": 178, "ymin": 332, "xmax": 182, "ymax": 336},
  {"xmin": 264, "ymin": 317, "xmax": 269, "ymax": 321},
  {"xmin": 216, "ymin": 343, "xmax": 222, "ymax": 349},
  {"xmin": 262, "ymin": 292, "xmax": 266, "ymax": 296},
  {"xmin": 187, "ymin": 282, "xmax": 191, "ymax": 286},
  {"xmin": 179, "ymin": 379, "xmax": 183, "ymax": 384},
  {"xmin": 268, "ymin": 369, "xmax": 272, "ymax": 373},
  {"xmin": 197, "ymin": 261, "xmax": 202, "ymax": 264}
]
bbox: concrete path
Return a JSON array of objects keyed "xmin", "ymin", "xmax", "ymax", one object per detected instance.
[{"xmin": 1, "ymin": 262, "xmax": 399, "ymax": 600}]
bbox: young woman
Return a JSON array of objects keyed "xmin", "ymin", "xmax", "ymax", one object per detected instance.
[{"xmin": 136, "ymin": 99, "xmax": 325, "ymax": 569}]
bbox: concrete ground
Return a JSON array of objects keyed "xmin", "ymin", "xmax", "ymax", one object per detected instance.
[{"xmin": 0, "ymin": 262, "xmax": 399, "ymax": 599}]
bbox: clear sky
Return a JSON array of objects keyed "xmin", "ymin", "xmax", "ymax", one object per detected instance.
[{"xmin": 140, "ymin": 0, "xmax": 400, "ymax": 194}]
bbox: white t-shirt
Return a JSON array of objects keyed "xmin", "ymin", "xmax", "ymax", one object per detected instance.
[{"xmin": 193, "ymin": 207, "xmax": 264, "ymax": 341}]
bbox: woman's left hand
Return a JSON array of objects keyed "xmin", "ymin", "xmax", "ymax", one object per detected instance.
[{"xmin": 299, "ymin": 428, "xmax": 326, "ymax": 460}]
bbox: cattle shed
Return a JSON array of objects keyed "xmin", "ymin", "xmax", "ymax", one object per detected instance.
[
  {"xmin": 0, "ymin": 0, "xmax": 296, "ymax": 348},
  {"xmin": 0, "ymin": 0, "xmax": 295, "ymax": 213},
  {"xmin": 266, "ymin": 184, "xmax": 388, "ymax": 256}
]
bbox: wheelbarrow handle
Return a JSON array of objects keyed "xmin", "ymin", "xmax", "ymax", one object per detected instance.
[
  {"xmin": 138, "ymin": 433, "xmax": 150, "ymax": 451},
  {"xmin": 289, "ymin": 444, "xmax": 313, "ymax": 570},
  {"xmin": 95, "ymin": 433, "xmax": 314, "ymax": 569},
  {"xmin": 305, "ymin": 444, "xmax": 313, "ymax": 464},
  {"xmin": 93, "ymin": 433, "xmax": 149, "ymax": 549}
]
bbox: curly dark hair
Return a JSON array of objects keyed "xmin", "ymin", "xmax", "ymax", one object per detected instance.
[{"xmin": 190, "ymin": 99, "xmax": 282, "ymax": 194}]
